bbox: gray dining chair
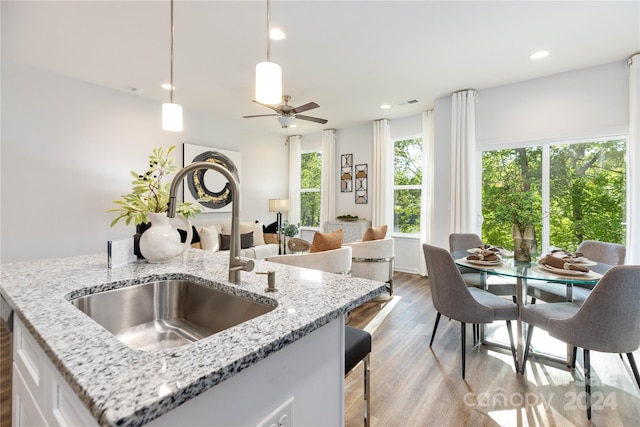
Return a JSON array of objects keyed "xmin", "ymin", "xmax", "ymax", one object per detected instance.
[
  {"xmin": 528, "ymin": 240, "xmax": 626, "ymax": 303},
  {"xmin": 449, "ymin": 233, "xmax": 518, "ymax": 299},
  {"xmin": 423, "ymin": 243, "xmax": 519, "ymax": 379},
  {"xmin": 521, "ymin": 265, "xmax": 640, "ymax": 419}
]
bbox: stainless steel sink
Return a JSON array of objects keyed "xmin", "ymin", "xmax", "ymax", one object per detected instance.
[{"xmin": 70, "ymin": 280, "xmax": 275, "ymax": 351}]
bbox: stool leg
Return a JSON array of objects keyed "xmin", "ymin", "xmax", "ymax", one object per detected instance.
[{"xmin": 363, "ymin": 354, "xmax": 370, "ymax": 427}]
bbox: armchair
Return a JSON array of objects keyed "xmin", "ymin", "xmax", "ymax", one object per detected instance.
[
  {"xmin": 344, "ymin": 237, "xmax": 394, "ymax": 296},
  {"xmin": 266, "ymin": 246, "xmax": 352, "ymax": 275}
]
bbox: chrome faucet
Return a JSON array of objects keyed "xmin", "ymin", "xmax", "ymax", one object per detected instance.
[{"xmin": 167, "ymin": 161, "xmax": 255, "ymax": 283}]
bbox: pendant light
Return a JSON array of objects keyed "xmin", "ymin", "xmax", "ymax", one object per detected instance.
[
  {"xmin": 162, "ymin": 0, "xmax": 183, "ymax": 132},
  {"xmin": 255, "ymin": 0, "xmax": 282, "ymax": 105}
]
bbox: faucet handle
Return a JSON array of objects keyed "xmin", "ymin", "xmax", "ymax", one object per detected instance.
[{"xmin": 256, "ymin": 270, "xmax": 277, "ymax": 292}]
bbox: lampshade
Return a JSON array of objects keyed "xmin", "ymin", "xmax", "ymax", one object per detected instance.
[
  {"xmin": 162, "ymin": 102, "xmax": 183, "ymax": 132},
  {"xmin": 269, "ymin": 198, "xmax": 290, "ymax": 212},
  {"xmin": 277, "ymin": 116, "xmax": 295, "ymax": 128},
  {"xmin": 255, "ymin": 62, "xmax": 282, "ymax": 105}
]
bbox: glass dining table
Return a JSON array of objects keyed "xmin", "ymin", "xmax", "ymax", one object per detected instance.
[{"xmin": 452, "ymin": 251, "xmax": 612, "ymax": 371}]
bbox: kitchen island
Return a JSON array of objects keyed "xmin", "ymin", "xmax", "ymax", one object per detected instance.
[{"xmin": 0, "ymin": 249, "xmax": 386, "ymax": 426}]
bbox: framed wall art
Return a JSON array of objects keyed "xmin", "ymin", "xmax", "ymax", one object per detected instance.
[
  {"xmin": 341, "ymin": 153, "xmax": 353, "ymax": 192},
  {"xmin": 183, "ymin": 143, "xmax": 242, "ymax": 213},
  {"xmin": 355, "ymin": 163, "xmax": 368, "ymax": 204}
]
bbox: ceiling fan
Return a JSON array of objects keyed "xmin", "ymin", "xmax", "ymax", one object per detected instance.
[{"xmin": 243, "ymin": 95, "xmax": 328, "ymax": 128}]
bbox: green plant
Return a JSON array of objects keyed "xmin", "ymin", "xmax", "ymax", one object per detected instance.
[
  {"xmin": 281, "ymin": 220, "xmax": 299, "ymax": 238},
  {"xmin": 108, "ymin": 146, "xmax": 203, "ymax": 227},
  {"xmin": 337, "ymin": 214, "xmax": 359, "ymax": 220}
]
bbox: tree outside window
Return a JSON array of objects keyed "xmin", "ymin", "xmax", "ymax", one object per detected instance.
[
  {"xmin": 394, "ymin": 138, "xmax": 422, "ymax": 234},
  {"xmin": 300, "ymin": 151, "xmax": 322, "ymax": 228},
  {"xmin": 482, "ymin": 139, "xmax": 626, "ymax": 253}
]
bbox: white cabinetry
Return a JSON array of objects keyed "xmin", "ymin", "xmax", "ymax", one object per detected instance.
[
  {"xmin": 13, "ymin": 316, "xmax": 97, "ymax": 427},
  {"xmin": 325, "ymin": 219, "xmax": 371, "ymax": 243}
]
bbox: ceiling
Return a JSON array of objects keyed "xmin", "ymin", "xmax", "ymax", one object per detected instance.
[{"xmin": 3, "ymin": 1, "xmax": 639, "ymax": 135}]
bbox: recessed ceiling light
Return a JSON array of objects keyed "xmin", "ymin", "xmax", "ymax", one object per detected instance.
[
  {"xmin": 380, "ymin": 104, "xmax": 391, "ymax": 109},
  {"xmin": 161, "ymin": 83, "xmax": 175, "ymax": 90},
  {"xmin": 270, "ymin": 28, "xmax": 286, "ymax": 40},
  {"xmin": 530, "ymin": 50, "xmax": 550, "ymax": 60},
  {"xmin": 290, "ymin": 124, "xmax": 296, "ymax": 128}
]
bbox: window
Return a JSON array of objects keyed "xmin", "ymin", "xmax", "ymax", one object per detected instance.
[
  {"xmin": 393, "ymin": 138, "xmax": 422, "ymax": 234},
  {"xmin": 300, "ymin": 151, "xmax": 322, "ymax": 228},
  {"xmin": 481, "ymin": 138, "xmax": 627, "ymax": 253}
]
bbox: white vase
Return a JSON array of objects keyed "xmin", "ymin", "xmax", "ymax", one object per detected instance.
[{"xmin": 139, "ymin": 212, "xmax": 193, "ymax": 263}]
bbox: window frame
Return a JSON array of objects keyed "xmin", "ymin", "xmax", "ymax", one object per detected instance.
[
  {"xmin": 479, "ymin": 134, "xmax": 628, "ymax": 253},
  {"xmin": 392, "ymin": 136, "xmax": 423, "ymax": 237},
  {"xmin": 299, "ymin": 149, "xmax": 322, "ymax": 230}
]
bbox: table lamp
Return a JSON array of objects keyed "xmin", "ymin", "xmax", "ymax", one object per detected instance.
[{"xmin": 269, "ymin": 199, "xmax": 289, "ymax": 254}]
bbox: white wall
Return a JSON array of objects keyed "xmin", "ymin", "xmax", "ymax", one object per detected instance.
[
  {"xmin": 432, "ymin": 60, "xmax": 630, "ymax": 250},
  {"xmin": 1, "ymin": 61, "xmax": 288, "ymax": 263},
  {"xmin": 476, "ymin": 61, "xmax": 629, "ymax": 148}
]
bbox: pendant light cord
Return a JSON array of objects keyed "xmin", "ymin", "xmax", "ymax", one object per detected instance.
[
  {"xmin": 266, "ymin": 0, "xmax": 271, "ymax": 62},
  {"xmin": 170, "ymin": 0, "xmax": 175, "ymax": 103}
]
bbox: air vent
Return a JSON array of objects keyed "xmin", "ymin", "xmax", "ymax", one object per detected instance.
[{"xmin": 397, "ymin": 99, "xmax": 419, "ymax": 106}]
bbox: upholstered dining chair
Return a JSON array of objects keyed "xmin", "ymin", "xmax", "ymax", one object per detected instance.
[
  {"xmin": 449, "ymin": 233, "xmax": 517, "ymax": 298},
  {"xmin": 423, "ymin": 243, "xmax": 519, "ymax": 379},
  {"xmin": 521, "ymin": 265, "xmax": 640, "ymax": 419},
  {"xmin": 528, "ymin": 240, "xmax": 627, "ymax": 303}
]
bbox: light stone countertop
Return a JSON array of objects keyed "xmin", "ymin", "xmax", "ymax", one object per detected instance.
[{"xmin": 0, "ymin": 249, "xmax": 386, "ymax": 426}]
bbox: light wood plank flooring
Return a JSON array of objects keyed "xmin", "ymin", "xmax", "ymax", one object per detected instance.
[
  {"xmin": 1, "ymin": 322, "xmax": 11, "ymax": 427},
  {"xmin": 345, "ymin": 272, "xmax": 640, "ymax": 427}
]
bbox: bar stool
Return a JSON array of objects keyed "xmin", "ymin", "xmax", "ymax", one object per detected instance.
[{"xmin": 345, "ymin": 325, "xmax": 371, "ymax": 427}]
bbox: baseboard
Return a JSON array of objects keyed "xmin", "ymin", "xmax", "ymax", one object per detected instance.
[{"xmin": 392, "ymin": 266, "xmax": 420, "ymax": 275}]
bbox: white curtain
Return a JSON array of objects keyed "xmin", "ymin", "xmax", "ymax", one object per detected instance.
[
  {"xmin": 372, "ymin": 119, "xmax": 392, "ymax": 227},
  {"xmin": 418, "ymin": 110, "xmax": 435, "ymax": 276},
  {"xmin": 627, "ymin": 54, "xmax": 640, "ymax": 264},
  {"xmin": 287, "ymin": 135, "xmax": 301, "ymax": 226},
  {"xmin": 320, "ymin": 129, "xmax": 336, "ymax": 228},
  {"xmin": 450, "ymin": 90, "xmax": 478, "ymax": 234}
]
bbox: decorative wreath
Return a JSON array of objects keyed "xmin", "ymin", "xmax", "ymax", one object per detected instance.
[{"xmin": 186, "ymin": 151, "xmax": 239, "ymax": 210}]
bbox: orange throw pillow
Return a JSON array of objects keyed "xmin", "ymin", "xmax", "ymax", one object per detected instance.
[
  {"xmin": 362, "ymin": 225, "xmax": 387, "ymax": 241},
  {"xmin": 310, "ymin": 229, "xmax": 343, "ymax": 253}
]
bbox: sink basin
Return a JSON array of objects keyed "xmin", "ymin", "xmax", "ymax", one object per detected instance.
[{"xmin": 70, "ymin": 280, "xmax": 275, "ymax": 351}]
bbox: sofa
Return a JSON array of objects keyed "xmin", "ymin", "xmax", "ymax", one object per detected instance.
[{"xmin": 189, "ymin": 221, "xmax": 280, "ymax": 260}]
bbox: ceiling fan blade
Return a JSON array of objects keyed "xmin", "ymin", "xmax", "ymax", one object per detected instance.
[
  {"xmin": 294, "ymin": 114, "xmax": 328, "ymax": 124},
  {"xmin": 242, "ymin": 114, "xmax": 279, "ymax": 118},
  {"xmin": 291, "ymin": 102, "xmax": 319, "ymax": 114},
  {"xmin": 252, "ymin": 100, "xmax": 280, "ymax": 112}
]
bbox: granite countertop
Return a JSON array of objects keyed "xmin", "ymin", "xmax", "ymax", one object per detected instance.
[{"xmin": 0, "ymin": 249, "xmax": 385, "ymax": 426}]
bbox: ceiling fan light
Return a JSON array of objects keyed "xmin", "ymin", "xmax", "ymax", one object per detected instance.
[
  {"xmin": 256, "ymin": 61, "xmax": 282, "ymax": 105},
  {"xmin": 277, "ymin": 116, "xmax": 296, "ymax": 127},
  {"xmin": 162, "ymin": 102, "xmax": 183, "ymax": 131}
]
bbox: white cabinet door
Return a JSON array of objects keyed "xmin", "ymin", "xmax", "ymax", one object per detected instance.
[{"xmin": 13, "ymin": 317, "xmax": 97, "ymax": 427}]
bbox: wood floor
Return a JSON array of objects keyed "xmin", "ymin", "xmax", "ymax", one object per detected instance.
[
  {"xmin": 1, "ymin": 322, "xmax": 11, "ymax": 427},
  {"xmin": 345, "ymin": 272, "xmax": 640, "ymax": 427}
]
